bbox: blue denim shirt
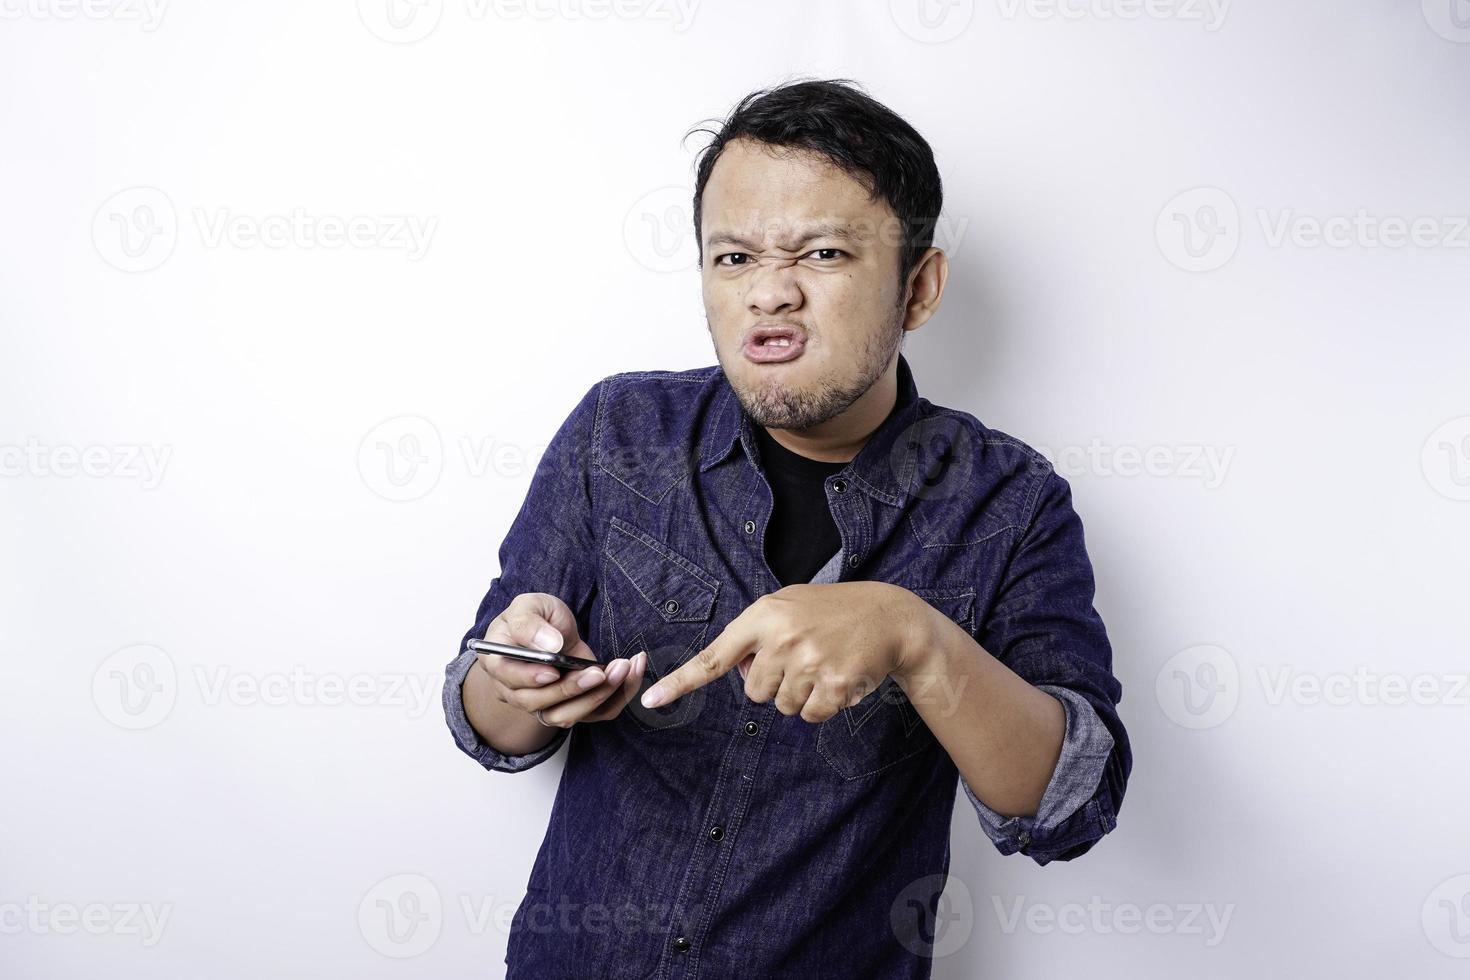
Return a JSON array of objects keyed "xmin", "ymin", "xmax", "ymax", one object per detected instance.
[{"xmin": 442, "ymin": 353, "xmax": 1131, "ymax": 979}]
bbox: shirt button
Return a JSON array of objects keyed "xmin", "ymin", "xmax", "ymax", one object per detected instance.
[
  {"xmin": 1017, "ymin": 831, "xmax": 1032, "ymax": 850},
  {"xmin": 743, "ymin": 519, "xmax": 756, "ymax": 534},
  {"xmin": 662, "ymin": 598, "xmax": 680, "ymax": 615},
  {"xmin": 831, "ymin": 478, "xmax": 848, "ymax": 493},
  {"xmin": 847, "ymin": 553, "xmax": 861, "ymax": 568},
  {"xmin": 709, "ymin": 825, "xmax": 724, "ymax": 841},
  {"xmin": 673, "ymin": 936, "xmax": 691, "ymax": 953},
  {"xmin": 744, "ymin": 720, "xmax": 758, "ymax": 735}
]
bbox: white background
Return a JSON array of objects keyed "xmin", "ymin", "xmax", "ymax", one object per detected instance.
[{"xmin": 3, "ymin": 1, "xmax": 1469, "ymax": 976}]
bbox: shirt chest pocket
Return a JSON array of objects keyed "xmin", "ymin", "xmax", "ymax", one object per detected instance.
[
  {"xmin": 816, "ymin": 586, "xmax": 976, "ymax": 780},
  {"xmin": 601, "ymin": 516, "xmax": 723, "ymax": 732}
]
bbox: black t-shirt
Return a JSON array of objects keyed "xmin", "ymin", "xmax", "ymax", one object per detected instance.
[{"xmin": 750, "ymin": 424, "xmax": 848, "ymax": 586}]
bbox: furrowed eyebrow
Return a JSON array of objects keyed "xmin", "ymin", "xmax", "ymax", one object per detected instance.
[{"xmin": 705, "ymin": 221, "xmax": 861, "ymax": 252}]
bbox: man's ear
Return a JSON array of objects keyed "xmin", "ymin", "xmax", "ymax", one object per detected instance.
[{"xmin": 901, "ymin": 246, "xmax": 948, "ymax": 333}]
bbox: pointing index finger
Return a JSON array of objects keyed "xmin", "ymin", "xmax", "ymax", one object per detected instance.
[{"xmin": 640, "ymin": 616, "xmax": 753, "ymax": 708}]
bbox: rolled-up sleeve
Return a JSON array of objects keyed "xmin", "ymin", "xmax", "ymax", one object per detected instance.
[
  {"xmin": 442, "ymin": 378, "xmax": 605, "ymax": 774},
  {"xmin": 443, "ymin": 646, "xmax": 572, "ymax": 772},
  {"xmin": 965, "ymin": 466, "xmax": 1132, "ymax": 865}
]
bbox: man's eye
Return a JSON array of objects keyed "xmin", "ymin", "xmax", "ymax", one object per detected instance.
[{"xmin": 713, "ymin": 249, "xmax": 844, "ymax": 268}]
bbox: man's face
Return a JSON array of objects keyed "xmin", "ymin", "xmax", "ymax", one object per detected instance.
[{"xmin": 699, "ymin": 138, "xmax": 910, "ymax": 431}]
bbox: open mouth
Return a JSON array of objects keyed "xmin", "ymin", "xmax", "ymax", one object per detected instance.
[{"xmin": 743, "ymin": 326, "xmax": 807, "ymax": 363}]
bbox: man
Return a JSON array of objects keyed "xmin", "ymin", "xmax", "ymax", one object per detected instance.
[{"xmin": 442, "ymin": 78, "xmax": 1130, "ymax": 979}]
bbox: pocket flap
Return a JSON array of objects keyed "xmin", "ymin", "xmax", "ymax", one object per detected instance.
[
  {"xmin": 907, "ymin": 586, "xmax": 976, "ymax": 631},
  {"xmin": 604, "ymin": 516, "xmax": 719, "ymax": 623}
]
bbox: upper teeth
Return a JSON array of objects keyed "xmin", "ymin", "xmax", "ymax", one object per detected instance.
[{"xmin": 765, "ymin": 337, "xmax": 791, "ymax": 346}]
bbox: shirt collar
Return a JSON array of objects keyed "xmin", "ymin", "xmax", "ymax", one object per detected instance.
[{"xmin": 698, "ymin": 351, "xmax": 923, "ymax": 508}]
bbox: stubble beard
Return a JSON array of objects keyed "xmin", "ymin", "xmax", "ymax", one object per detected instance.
[{"xmin": 713, "ymin": 305, "xmax": 907, "ymax": 433}]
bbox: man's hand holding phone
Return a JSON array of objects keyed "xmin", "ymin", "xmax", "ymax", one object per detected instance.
[{"xmin": 472, "ymin": 592, "xmax": 648, "ymax": 728}]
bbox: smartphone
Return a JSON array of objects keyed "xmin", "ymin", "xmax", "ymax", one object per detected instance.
[{"xmin": 466, "ymin": 638, "xmax": 597, "ymax": 671}]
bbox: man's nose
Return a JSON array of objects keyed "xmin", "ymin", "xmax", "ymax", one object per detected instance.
[{"xmin": 745, "ymin": 256, "xmax": 804, "ymax": 312}]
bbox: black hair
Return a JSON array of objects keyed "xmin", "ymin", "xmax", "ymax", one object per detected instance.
[{"xmin": 686, "ymin": 77, "xmax": 944, "ymax": 290}]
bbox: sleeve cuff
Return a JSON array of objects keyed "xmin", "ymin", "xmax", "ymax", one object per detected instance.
[
  {"xmin": 962, "ymin": 685, "xmax": 1114, "ymax": 853},
  {"xmin": 442, "ymin": 647, "xmax": 569, "ymax": 773}
]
